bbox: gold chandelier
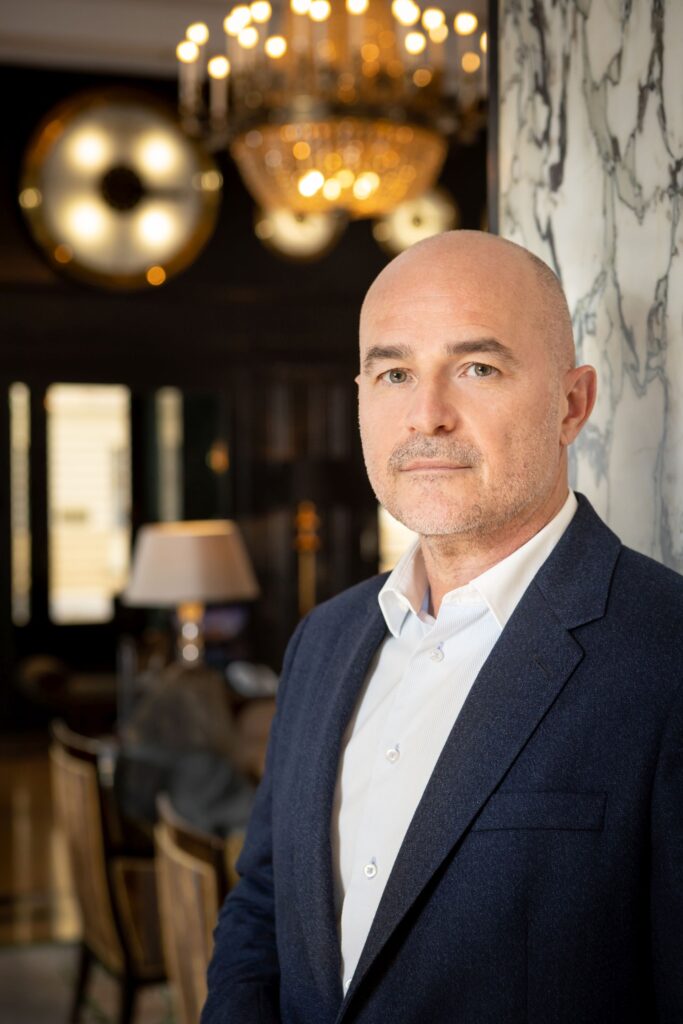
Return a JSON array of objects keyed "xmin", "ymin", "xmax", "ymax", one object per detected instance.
[{"xmin": 177, "ymin": 1, "xmax": 487, "ymax": 219}]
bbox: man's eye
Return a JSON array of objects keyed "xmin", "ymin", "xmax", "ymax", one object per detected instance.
[
  {"xmin": 466, "ymin": 363, "xmax": 496, "ymax": 378},
  {"xmin": 381, "ymin": 369, "xmax": 409, "ymax": 384}
]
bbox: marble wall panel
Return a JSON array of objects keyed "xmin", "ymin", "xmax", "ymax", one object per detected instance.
[{"xmin": 498, "ymin": 0, "xmax": 683, "ymax": 570}]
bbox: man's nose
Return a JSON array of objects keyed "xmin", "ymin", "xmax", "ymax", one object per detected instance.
[{"xmin": 404, "ymin": 379, "xmax": 458, "ymax": 435}]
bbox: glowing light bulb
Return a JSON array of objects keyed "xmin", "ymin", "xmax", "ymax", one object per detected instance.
[
  {"xmin": 405, "ymin": 31, "xmax": 427, "ymax": 55},
  {"xmin": 68, "ymin": 129, "xmax": 110, "ymax": 171},
  {"xmin": 352, "ymin": 171, "xmax": 380, "ymax": 200},
  {"xmin": 298, "ymin": 169, "xmax": 325, "ymax": 197},
  {"xmin": 461, "ymin": 51, "xmax": 481, "ymax": 72},
  {"xmin": 335, "ymin": 168, "xmax": 355, "ymax": 188},
  {"xmin": 422, "ymin": 7, "xmax": 445, "ymax": 31},
  {"xmin": 480, "ymin": 31, "xmax": 488, "ymax": 53},
  {"xmin": 137, "ymin": 135, "xmax": 178, "ymax": 175},
  {"xmin": 322, "ymin": 178, "xmax": 342, "ymax": 200},
  {"xmin": 238, "ymin": 25, "xmax": 259, "ymax": 47},
  {"xmin": 176, "ymin": 40, "xmax": 199, "ymax": 62},
  {"xmin": 138, "ymin": 208, "xmax": 176, "ymax": 247},
  {"xmin": 69, "ymin": 201, "xmax": 106, "ymax": 241},
  {"xmin": 429, "ymin": 23, "xmax": 448, "ymax": 43},
  {"xmin": 346, "ymin": 0, "xmax": 369, "ymax": 12},
  {"xmin": 454, "ymin": 11, "xmax": 478, "ymax": 35},
  {"xmin": 293, "ymin": 141, "xmax": 311, "ymax": 159},
  {"xmin": 265, "ymin": 35, "xmax": 287, "ymax": 57},
  {"xmin": 250, "ymin": 0, "xmax": 272, "ymax": 22},
  {"xmin": 391, "ymin": 0, "xmax": 420, "ymax": 27},
  {"xmin": 146, "ymin": 266, "xmax": 167, "ymax": 286},
  {"xmin": 186, "ymin": 22, "xmax": 209, "ymax": 45},
  {"xmin": 208, "ymin": 55, "xmax": 230, "ymax": 78},
  {"xmin": 291, "ymin": 0, "xmax": 311, "ymax": 13},
  {"xmin": 309, "ymin": 0, "xmax": 331, "ymax": 21}
]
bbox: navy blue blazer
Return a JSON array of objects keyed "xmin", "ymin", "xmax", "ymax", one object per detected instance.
[{"xmin": 202, "ymin": 495, "xmax": 683, "ymax": 1023}]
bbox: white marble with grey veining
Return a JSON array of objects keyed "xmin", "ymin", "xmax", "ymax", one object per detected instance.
[{"xmin": 498, "ymin": 0, "xmax": 683, "ymax": 570}]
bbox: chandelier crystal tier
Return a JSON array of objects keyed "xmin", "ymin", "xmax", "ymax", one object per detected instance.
[{"xmin": 177, "ymin": 0, "xmax": 487, "ymax": 219}]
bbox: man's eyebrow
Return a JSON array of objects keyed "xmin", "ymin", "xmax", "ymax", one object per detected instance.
[
  {"xmin": 362, "ymin": 344, "xmax": 413, "ymax": 372},
  {"xmin": 362, "ymin": 338, "xmax": 519, "ymax": 372}
]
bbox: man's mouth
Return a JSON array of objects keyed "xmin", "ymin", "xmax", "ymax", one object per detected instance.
[{"xmin": 400, "ymin": 461, "xmax": 470, "ymax": 472}]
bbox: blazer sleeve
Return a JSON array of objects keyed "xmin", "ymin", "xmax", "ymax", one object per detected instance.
[
  {"xmin": 200, "ymin": 616, "xmax": 309, "ymax": 1024},
  {"xmin": 650, "ymin": 678, "xmax": 683, "ymax": 1022}
]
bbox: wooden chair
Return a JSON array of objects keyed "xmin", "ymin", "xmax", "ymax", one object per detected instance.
[
  {"xmin": 49, "ymin": 720, "xmax": 166, "ymax": 1024},
  {"xmin": 154, "ymin": 793, "xmax": 232, "ymax": 1024}
]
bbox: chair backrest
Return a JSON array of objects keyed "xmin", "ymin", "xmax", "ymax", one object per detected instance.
[
  {"xmin": 154, "ymin": 793, "xmax": 229, "ymax": 1024},
  {"xmin": 49, "ymin": 720, "xmax": 126, "ymax": 974}
]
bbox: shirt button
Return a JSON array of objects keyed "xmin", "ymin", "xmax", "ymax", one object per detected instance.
[
  {"xmin": 429, "ymin": 647, "xmax": 444, "ymax": 662},
  {"xmin": 385, "ymin": 746, "xmax": 400, "ymax": 764},
  {"xmin": 364, "ymin": 861, "xmax": 377, "ymax": 879}
]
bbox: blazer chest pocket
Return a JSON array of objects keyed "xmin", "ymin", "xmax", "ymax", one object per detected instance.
[{"xmin": 471, "ymin": 791, "xmax": 607, "ymax": 832}]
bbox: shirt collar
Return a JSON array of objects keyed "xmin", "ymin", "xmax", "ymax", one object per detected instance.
[{"xmin": 378, "ymin": 491, "xmax": 578, "ymax": 636}]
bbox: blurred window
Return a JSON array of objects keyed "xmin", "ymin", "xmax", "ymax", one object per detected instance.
[{"xmin": 46, "ymin": 384, "xmax": 131, "ymax": 624}]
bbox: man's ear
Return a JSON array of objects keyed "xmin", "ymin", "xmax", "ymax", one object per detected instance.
[{"xmin": 560, "ymin": 365, "xmax": 597, "ymax": 446}]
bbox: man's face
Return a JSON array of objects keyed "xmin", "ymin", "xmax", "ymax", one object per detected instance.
[{"xmin": 357, "ymin": 252, "xmax": 568, "ymax": 540}]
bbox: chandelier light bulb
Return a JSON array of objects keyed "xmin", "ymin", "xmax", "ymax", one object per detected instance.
[
  {"xmin": 186, "ymin": 22, "xmax": 210, "ymax": 45},
  {"xmin": 346, "ymin": 0, "xmax": 369, "ymax": 13},
  {"xmin": 405, "ymin": 31, "xmax": 427, "ymax": 55},
  {"xmin": 176, "ymin": 40, "xmax": 199, "ymax": 63},
  {"xmin": 291, "ymin": 0, "xmax": 311, "ymax": 14},
  {"xmin": 298, "ymin": 169, "xmax": 325, "ymax": 197},
  {"xmin": 238, "ymin": 26, "xmax": 259, "ymax": 48},
  {"xmin": 392, "ymin": 0, "xmax": 421, "ymax": 27},
  {"xmin": 421, "ymin": 8, "xmax": 445, "ymax": 31},
  {"xmin": 429, "ymin": 23, "xmax": 448, "ymax": 43},
  {"xmin": 265, "ymin": 35, "xmax": 287, "ymax": 58},
  {"xmin": 250, "ymin": 1, "xmax": 272, "ymax": 22},
  {"xmin": 454, "ymin": 11, "xmax": 478, "ymax": 35},
  {"xmin": 229, "ymin": 5, "xmax": 253, "ymax": 33},
  {"xmin": 322, "ymin": 178, "xmax": 342, "ymax": 200},
  {"xmin": 309, "ymin": 0, "xmax": 331, "ymax": 21},
  {"xmin": 461, "ymin": 51, "xmax": 481, "ymax": 72},
  {"xmin": 208, "ymin": 56, "xmax": 231, "ymax": 79}
]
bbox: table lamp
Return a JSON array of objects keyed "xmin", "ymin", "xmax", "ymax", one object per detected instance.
[{"xmin": 123, "ymin": 519, "xmax": 259, "ymax": 665}]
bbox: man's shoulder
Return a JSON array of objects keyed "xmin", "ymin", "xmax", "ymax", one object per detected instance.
[{"xmin": 613, "ymin": 543, "xmax": 683, "ymax": 615}]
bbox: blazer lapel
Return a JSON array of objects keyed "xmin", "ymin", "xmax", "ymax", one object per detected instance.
[
  {"xmin": 292, "ymin": 586, "xmax": 388, "ymax": 1009},
  {"xmin": 341, "ymin": 495, "xmax": 622, "ymax": 1012}
]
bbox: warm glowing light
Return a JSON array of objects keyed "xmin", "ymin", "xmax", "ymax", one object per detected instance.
[
  {"xmin": 454, "ymin": 11, "xmax": 478, "ymax": 34},
  {"xmin": 413, "ymin": 67, "xmax": 433, "ymax": 86},
  {"xmin": 405, "ymin": 31, "xmax": 427, "ymax": 55},
  {"xmin": 422, "ymin": 7, "xmax": 445, "ymax": 31},
  {"xmin": 137, "ymin": 208, "xmax": 176, "ymax": 247},
  {"xmin": 208, "ymin": 55, "xmax": 230, "ymax": 78},
  {"xmin": 336, "ymin": 168, "xmax": 355, "ymax": 188},
  {"xmin": 293, "ymin": 141, "xmax": 311, "ymax": 159},
  {"xmin": 429, "ymin": 23, "xmax": 448, "ymax": 42},
  {"xmin": 137, "ymin": 135, "xmax": 178, "ymax": 175},
  {"xmin": 353, "ymin": 171, "xmax": 380, "ymax": 200},
  {"xmin": 186, "ymin": 22, "xmax": 209, "ymax": 45},
  {"xmin": 265, "ymin": 34, "xmax": 287, "ymax": 57},
  {"xmin": 230, "ymin": 5, "xmax": 252, "ymax": 31},
  {"xmin": 346, "ymin": 0, "xmax": 369, "ymax": 12},
  {"xmin": 461, "ymin": 51, "xmax": 481, "ymax": 72},
  {"xmin": 177, "ymin": 40, "xmax": 199, "ymax": 62},
  {"xmin": 480, "ymin": 31, "xmax": 488, "ymax": 53},
  {"xmin": 200, "ymin": 170, "xmax": 223, "ymax": 191},
  {"xmin": 53, "ymin": 244, "xmax": 73, "ymax": 264},
  {"xmin": 309, "ymin": 0, "xmax": 331, "ymax": 21},
  {"xmin": 298, "ymin": 169, "xmax": 325, "ymax": 197},
  {"xmin": 361, "ymin": 42, "xmax": 380, "ymax": 61},
  {"xmin": 19, "ymin": 187, "xmax": 42, "ymax": 210},
  {"xmin": 239, "ymin": 26, "xmax": 259, "ymax": 47},
  {"xmin": 392, "ymin": 0, "xmax": 420, "ymax": 27},
  {"xmin": 322, "ymin": 178, "xmax": 342, "ymax": 200},
  {"xmin": 69, "ymin": 200, "xmax": 106, "ymax": 241},
  {"xmin": 291, "ymin": 0, "xmax": 311, "ymax": 13},
  {"xmin": 68, "ymin": 129, "xmax": 110, "ymax": 172},
  {"xmin": 146, "ymin": 265, "xmax": 167, "ymax": 286},
  {"xmin": 250, "ymin": 0, "xmax": 272, "ymax": 22}
]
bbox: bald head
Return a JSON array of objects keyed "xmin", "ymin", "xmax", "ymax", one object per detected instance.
[{"xmin": 361, "ymin": 231, "xmax": 575, "ymax": 376}]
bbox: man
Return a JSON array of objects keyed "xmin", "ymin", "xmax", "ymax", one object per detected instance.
[{"xmin": 202, "ymin": 232, "xmax": 683, "ymax": 1023}]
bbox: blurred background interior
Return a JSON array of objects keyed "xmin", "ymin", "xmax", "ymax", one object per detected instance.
[{"xmin": 0, "ymin": 0, "xmax": 489, "ymax": 1020}]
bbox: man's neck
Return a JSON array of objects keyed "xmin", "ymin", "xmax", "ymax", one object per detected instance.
[{"xmin": 421, "ymin": 486, "xmax": 570, "ymax": 616}]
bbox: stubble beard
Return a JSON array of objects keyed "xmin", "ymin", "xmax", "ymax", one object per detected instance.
[{"xmin": 365, "ymin": 415, "xmax": 561, "ymax": 541}]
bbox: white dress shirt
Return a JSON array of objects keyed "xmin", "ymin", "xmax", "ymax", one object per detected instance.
[{"xmin": 331, "ymin": 491, "xmax": 578, "ymax": 993}]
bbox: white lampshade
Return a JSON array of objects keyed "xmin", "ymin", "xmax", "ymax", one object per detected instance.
[{"xmin": 123, "ymin": 519, "xmax": 259, "ymax": 607}]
